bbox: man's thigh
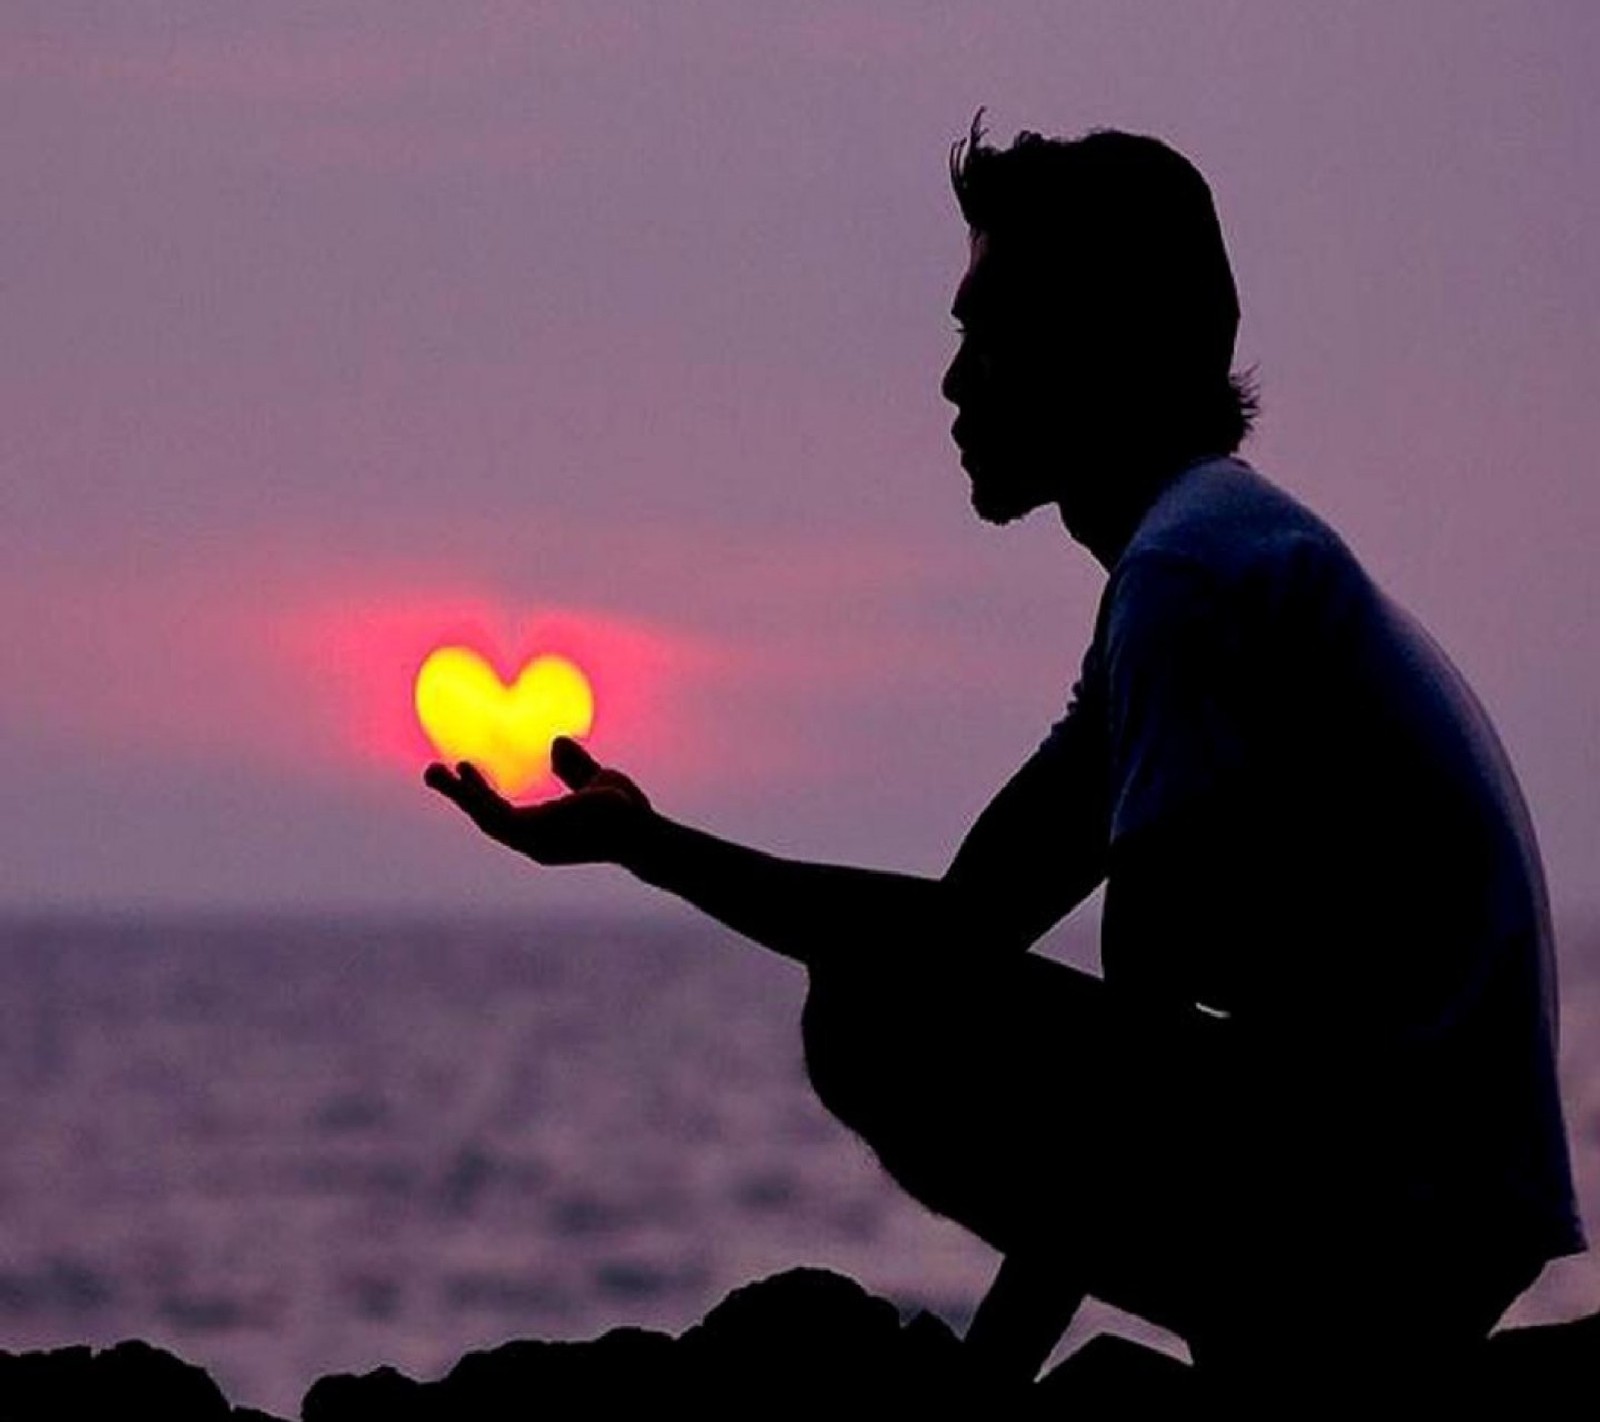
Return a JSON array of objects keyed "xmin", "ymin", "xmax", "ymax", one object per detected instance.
[{"xmin": 801, "ymin": 950, "xmax": 1232, "ymax": 1334}]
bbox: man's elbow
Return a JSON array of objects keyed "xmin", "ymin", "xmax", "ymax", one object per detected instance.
[{"xmin": 931, "ymin": 875, "xmax": 1055, "ymax": 959}]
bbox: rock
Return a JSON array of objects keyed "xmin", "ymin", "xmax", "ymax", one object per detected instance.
[
  {"xmin": 2, "ymin": 1268, "xmax": 1597, "ymax": 1419},
  {"xmin": 433, "ymin": 1326, "xmax": 677, "ymax": 1419},
  {"xmin": 0, "ymin": 1339, "xmax": 235, "ymax": 1421},
  {"xmin": 97, "ymin": 1339, "xmax": 233, "ymax": 1420},
  {"xmin": 0, "ymin": 1345, "xmax": 98, "ymax": 1420},
  {"xmin": 301, "ymin": 1363, "xmax": 427, "ymax": 1422},
  {"xmin": 676, "ymin": 1268, "xmax": 1004, "ymax": 1415},
  {"xmin": 681, "ymin": 1266, "xmax": 901, "ymax": 1392}
]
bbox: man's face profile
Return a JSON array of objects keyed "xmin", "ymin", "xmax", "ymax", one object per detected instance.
[{"xmin": 942, "ymin": 233, "xmax": 1082, "ymax": 527}]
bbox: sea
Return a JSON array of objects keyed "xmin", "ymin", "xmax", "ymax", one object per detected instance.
[{"xmin": 1, "ymin": 911, "xmax": 1597, "ymax": 1416}]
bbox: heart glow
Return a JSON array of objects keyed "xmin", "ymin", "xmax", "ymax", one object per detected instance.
[{"xmin": 414, "ymin": 646, "xmax": 594, "ymax": 796}]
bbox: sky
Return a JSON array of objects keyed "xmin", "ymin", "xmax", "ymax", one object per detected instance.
[{"xmin": 5, "ymin": 1, "xmax": 1600, "ymax": 927}]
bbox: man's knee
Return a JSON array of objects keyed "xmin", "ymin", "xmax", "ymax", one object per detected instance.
[
  {"xmin": 804, "ymin": 959, "xmax": 1011, "ymax": 1166},
  {"xmin": 799, "ymin": 956, "xmax": 1084, "ymax": 1250}
]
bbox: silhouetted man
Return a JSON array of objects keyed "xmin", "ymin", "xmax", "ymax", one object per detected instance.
[{"xmin": 426, "ymin": 118, "xmax": 1584, "ymax": 1397}]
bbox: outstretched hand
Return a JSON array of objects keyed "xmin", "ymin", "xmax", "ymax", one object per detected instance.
[{"xmin": 423, "ymin": 737, "xmax": 653, "ymax": 866}]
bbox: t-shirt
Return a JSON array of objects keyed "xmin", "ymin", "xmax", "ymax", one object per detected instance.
[{"xmin": 1040, "ymin": 455, "xmax": 1586, "ymax": 1268}]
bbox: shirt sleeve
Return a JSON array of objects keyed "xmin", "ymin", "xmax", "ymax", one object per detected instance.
[{"xmin": 1102, "ymin": 551, "xmax": 1255, "ymax": 849}]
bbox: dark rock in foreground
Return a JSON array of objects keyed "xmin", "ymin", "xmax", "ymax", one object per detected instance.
[
  {"xmin": 0, "ymin": 1339, "xmax": 234, "ymax": 1420},
  {"xmin": 2, "ymin": 1267, "xmax": 1596, "ymax": 1420}
]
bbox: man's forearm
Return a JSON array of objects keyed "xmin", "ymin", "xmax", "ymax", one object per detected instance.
[{"xmin": 620, "ymin": 810, "xmax": 965, "ymax": 967}]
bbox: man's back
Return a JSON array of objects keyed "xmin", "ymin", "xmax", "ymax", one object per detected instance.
[{"xmin": 1086, "ymin": 456, "xmax": 1584, "ymax": 1275}]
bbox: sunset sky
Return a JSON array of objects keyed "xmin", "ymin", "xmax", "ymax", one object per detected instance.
[{"xmin": 6, "ymin": 2, "xmax": 1598, "ymax": 924}]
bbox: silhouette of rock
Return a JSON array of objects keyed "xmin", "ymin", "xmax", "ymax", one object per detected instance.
[
  {"xmin": 436, "ymin": 1326, "xmax": 678, "ymax": 1418},
  {"xmin": 1, "ymin": 1267, "xmax": 1596, "ymax": 1419},
  {"xmin": 0, "ymin": 1338, "xmax": 233, "ymax": 1421},
  {"xmin": 301, "ymin": 1362, "xmax": 427, "ymax": 1422},
  {"xmin": 676, "ymin": 1266, "xmax": 998, "ymax": 1414}
]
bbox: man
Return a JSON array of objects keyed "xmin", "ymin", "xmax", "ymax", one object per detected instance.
[{"xmin": 426, "ymin": 118, "xmax": 1584, "ymax": 1394}]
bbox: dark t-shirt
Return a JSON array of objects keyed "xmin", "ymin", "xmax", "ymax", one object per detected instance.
[{"xmin": 1040, "ymin": 456, "xmax": 1585, "ymax": 1270}]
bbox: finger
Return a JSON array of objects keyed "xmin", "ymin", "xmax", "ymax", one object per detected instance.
[
  {"xmin": 551, "ymin": 736, "xmax": 601, "ymax": 791},
  {"xmin": 425, "ymin": 760, "xmax": 510, "ymax": 830},
  {"xmin": 452, "ymin": 761, "xmax": 511, "ymax": 813},
  {"xmin": 424, "ymin": 762, "xmax": 475, "ymax": 807}
]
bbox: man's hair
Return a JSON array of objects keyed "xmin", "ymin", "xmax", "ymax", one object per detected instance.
[{"xmin": 949, "ymin": 111, "xmax": 1258, "ymax": 453}]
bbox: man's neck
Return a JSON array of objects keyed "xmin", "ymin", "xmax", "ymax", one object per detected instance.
[{"xmin": 1059, "ymin": 449, "xmax": 1214, "ymax": 570}]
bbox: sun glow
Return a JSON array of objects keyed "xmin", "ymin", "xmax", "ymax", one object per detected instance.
[{"xmin": 414, "ymin": 646, "xmax": 594, "ymax": 796}]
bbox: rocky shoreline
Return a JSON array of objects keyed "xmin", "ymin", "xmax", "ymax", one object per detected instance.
[{"xmin": 2, "ymin": 1266, "xmax": 1594, "ymax": 1419}]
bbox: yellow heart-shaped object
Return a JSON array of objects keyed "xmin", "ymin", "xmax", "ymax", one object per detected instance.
[{"xmin": 414, "ymin": 646, "xmax": 594, "ymax": 796}]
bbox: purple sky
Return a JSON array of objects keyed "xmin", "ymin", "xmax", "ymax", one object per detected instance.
[{"xmin": 6, "ymin": 2, "xmax": 1600, "ymax": 924}]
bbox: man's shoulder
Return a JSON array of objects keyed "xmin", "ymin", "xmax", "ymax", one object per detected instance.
[
  {"xmin": 1104, "ymin": 457, "xmax": 1370, "ymax": 644},
  {"xmin": 1123, "ymin": 456, "xmax": 1350, "ymax": 575}
]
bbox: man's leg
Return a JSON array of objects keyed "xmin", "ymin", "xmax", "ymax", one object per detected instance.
[
  {"xmin": 963, "ymin": 1252, "xmax": 1087, "ymax": 1383},
  {"xmin": 801, "ymin": 947, "xmax": 1542, "ymax": 1393},
  {"xmin": 800, "ymin": 949, "xmax": 1218, "ymax": 1354}
]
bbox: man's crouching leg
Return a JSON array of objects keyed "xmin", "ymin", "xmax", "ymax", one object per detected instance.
[
  {"xmin": 800, "ymin": 951, "xmax": 1094, "ymax": 1380},
  {"xmin": 964, "ymin": 1252, "xmax": 1087, "ymax": 1384}
]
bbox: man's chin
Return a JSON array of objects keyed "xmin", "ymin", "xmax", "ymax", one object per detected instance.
[{"xmin": 968, "ymin": 482, "xmax": 1037, "ymax": 526}]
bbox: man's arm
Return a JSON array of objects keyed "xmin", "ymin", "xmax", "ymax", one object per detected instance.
[
  {"xmin": 623, "ymin": 814, "xmax": 964, "ymax": 967},
  {"xmin": 428, "ymin": 714, "xmax": 1109, "ymax": 969},
  {"xmin": 942, "ymin": 674, "xmax": 1112, "ymax": 954},
  {"xmin": 632, "ymin": 691, "xmax": 1115, "ymax": 962},
  {"xmin": 426, "ymin": 740, "xmax": 969, "ymax": 969}
]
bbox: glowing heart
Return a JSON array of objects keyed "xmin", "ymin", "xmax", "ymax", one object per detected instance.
[{"xmin": 415, "ymin": 647, "xmax": 594, "ymax": 796}]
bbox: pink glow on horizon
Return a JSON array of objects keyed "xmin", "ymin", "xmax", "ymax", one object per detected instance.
[{"xmin": 0, "ymin": 549, "xmax": 726, "ymax": 792}]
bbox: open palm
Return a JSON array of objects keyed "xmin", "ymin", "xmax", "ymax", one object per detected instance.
[{"xmin": 424, "ymin": 737, "xmax": 651, "ymax": 866}]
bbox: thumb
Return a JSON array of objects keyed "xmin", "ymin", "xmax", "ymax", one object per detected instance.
[{"xmin": 551, "ymin": 736, "xmax": 601, "ymax": 791}]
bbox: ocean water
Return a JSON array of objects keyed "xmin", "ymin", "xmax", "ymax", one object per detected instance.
[{"xmin": 0, "ymin": 912, "xmax": 1596, "ymax": 1415}]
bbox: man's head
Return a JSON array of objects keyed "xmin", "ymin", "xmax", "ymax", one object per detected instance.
[{"xmin": 941, "ymin": 114, "xmax": 1255, "ymax": 532}]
